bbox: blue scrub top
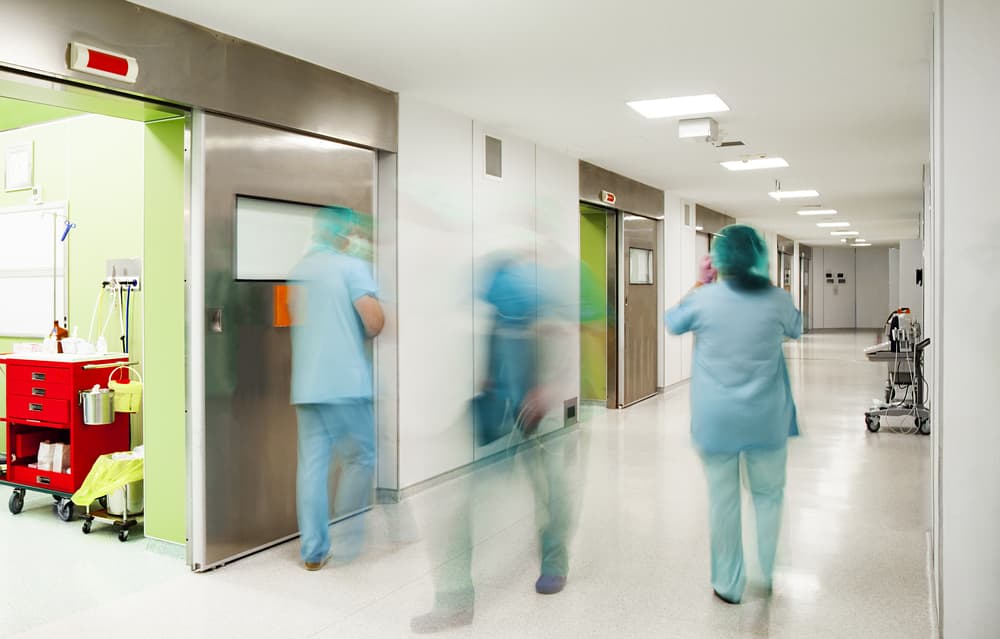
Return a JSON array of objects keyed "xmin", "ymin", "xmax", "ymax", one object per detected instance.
[
  {"xmin": 289, "ymin": 247, "xmax": 377, "ymax": 404},
  {"xmin": 666, "ymin": 282, "xmax": 801, "ymax": 455}
]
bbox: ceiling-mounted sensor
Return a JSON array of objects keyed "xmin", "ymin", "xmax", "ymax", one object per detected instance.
[{"xmin": 678, "ymin": 117, "xmax": 719, "ymax": 143}]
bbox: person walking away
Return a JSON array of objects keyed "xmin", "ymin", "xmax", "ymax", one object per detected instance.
[{"xmin": 665, "ymin": 224, "xmax": 801, "ymax": 604}]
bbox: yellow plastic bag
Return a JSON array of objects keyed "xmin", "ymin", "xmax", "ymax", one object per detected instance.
[
  {"xmin": 71, "ymin": 453, "xmax": 144, "ymax": 506},
  {"xmin": 108, "ymin": 366, "xmax": 143, "ymax": 414}
]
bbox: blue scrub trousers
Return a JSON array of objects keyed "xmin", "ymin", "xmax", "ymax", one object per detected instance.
[
  {"xmin": 699, "ymin": 446, "xmax": 787, "ymax": 603},
  {"xmin": 295, "ymin": 401, "xmax": 375, "ymax": 564}
]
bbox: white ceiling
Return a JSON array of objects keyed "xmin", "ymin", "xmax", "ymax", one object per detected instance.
[{"xmin": 133, "ymin": 0, "xmax": 932, "ymax": 246}]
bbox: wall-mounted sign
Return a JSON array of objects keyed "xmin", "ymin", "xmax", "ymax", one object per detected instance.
[
  {"xmin": 68, "ymin": 42, "xmax": 138, "ymax": 83},
  {"xmin": 600, "ymin": 190, "xmax": 616, "ymax": 205},
  {"xmin": 4, "ymin": 142, "xmax": 33, "ymax": 192}
]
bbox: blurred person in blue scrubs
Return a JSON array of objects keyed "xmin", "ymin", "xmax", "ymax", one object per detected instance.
[
  {"xmin": 665, "ymin": 224, "xmax": 801, "ymax": 604},
  {"xmin": 289, "ymin": 205, "xmax": 384, "ymax": 571},
  {"xmin": 411, "ymin": 247, "xmax": 581, "ymax": 634}
]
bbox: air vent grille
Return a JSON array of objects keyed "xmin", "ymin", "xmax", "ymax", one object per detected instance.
[{"xmin": 485, "ymin": 135, "xmax": 502, "ymax": 178}]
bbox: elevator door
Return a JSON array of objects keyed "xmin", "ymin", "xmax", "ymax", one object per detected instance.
[
  {"xmin": 197, "ymin": 114, "xmax": 376, "ymax": 570},
  {"xmin": 622, "ymin": 215, "xmax": 659, "ymax": 406}
]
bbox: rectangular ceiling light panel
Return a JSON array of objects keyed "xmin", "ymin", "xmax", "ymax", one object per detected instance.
[
  {"xmin": 797, "ymin": 209, "xmax": 837, "ymax": 216},
  {"xmin": 830, "ymin": 231, "xmax": 859, "ymax": 236},
  {"xmin": 769, "ymin": 190, "xmax": 819, "ymax": 200},
  {"xmin": 721, "ymin": 157, "xmax": 789, "ymax": 171},
  {"xmin": 853, "ymin": 243, "xmax": 872, "ymax": 247},
  {"xmin": 627, "ymin": 94, "xmax": 730, "ymax": 119},
  {"xmin": 816, "ymin": 222, "xmax": 850, "ymax": 228}
]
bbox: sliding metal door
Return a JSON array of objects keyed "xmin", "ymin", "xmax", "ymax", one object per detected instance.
[{"xmin": 192, "ymin": 113, "xmax": 376, "ymax": 570}]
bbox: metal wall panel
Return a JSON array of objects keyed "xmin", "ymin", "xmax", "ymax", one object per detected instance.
[
  {"xmin": 0, "ymin": 0, "xmax": 397, "ymax": 151},
  {"xmin": 195, "ymin": 113, "xmax": 376, "ymax": 570},
  {"xmin": 777, "ymin": 234, "xmax": 794, "ymax": 255},
  {"xmin": 579, "ymin": 161, "xmax": 664, "ymax": 219},
  {"xmin": 693, "ymin": 204, "xmax": 735, "ymax": 235}
]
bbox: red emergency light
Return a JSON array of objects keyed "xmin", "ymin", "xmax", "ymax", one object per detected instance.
[{"xmin": 69, "ymin": 43, "xmax": 138, "ymax": 84}]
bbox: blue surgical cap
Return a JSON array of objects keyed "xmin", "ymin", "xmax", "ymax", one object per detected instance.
[
  {"xmin": 314, "ymin": 206, "xmax": 358, "ymax": 245},
  {"xmin": 711, "ymin": 224, "xmax": 770, "ymax": 284}
]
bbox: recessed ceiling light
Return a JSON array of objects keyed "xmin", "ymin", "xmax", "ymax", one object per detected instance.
[
  {"xmin": 627, "ymin": 94, "xmax": 730, "ymax": 119},
  {"xmin": 841, "ymin": 239, "xmax": 848, "ymax": 243},
  {"xmin": 854, "ymin": 238, "xmax": 866, "ymax": 243},
  {"xmin": 694, "ymin": 225, "xmax": 704, "ymax": 231},
  {"xmin": 769, "ymin": 189, "xmax": 819, "ymax": 200},
  {"xmin": 831, "ymin": 231, "xmax": 859, "ymax": 236},
  {"xmin": 817, "ymin": 222, "xmax": 850, "ymax": 228},
  {"xmin": 853, "ymin": 243, "xmax": 872, "ymax": 247},
  {"xmin": 720, "ymin": 157, "xmax": 789, "ymax": 171},
  {"xmin": 797, "ymin": 209, "xmax": 837, "ymax": 216}
]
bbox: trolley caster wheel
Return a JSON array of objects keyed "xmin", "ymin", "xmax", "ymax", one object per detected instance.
[
  {"xmin": 118, "ymin": 529, "xmax": 130, "ymax": 543},
  {"xmin": 53, "ymin": 494, "xmax": 62, "ymax": 503},
  {"xmin": 56, "ymin": 498, "xmax": 75, "ymax": 522},
  {"xmin": 82, "ymin": 520, "xmax": 93, "ymax": 534},
  {"xmin": 99, "ymin": 496, "xmax": 108, "ymax": 510},
  {"xmin": 918, "ymin": 419, "xmax": 931, "ymax": 436},
  {"xmin": 866, "ymin": 416, "xmax": 881, "ymax": 433},
  {"xmin": 8, "ymin": 490, "xmax": 25, "ymax": 515}
]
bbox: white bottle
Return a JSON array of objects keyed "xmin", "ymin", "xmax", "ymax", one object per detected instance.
[{"xmin": 96, "ymin": 335, "xmax": 108, "ymax": 354}]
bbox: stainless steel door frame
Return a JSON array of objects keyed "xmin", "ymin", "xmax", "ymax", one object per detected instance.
[{"xmin": 190, "ymin": 113, "xmax": 377, "ymax": 571}]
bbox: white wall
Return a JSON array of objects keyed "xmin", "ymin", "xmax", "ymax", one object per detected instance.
[
  {"xmin": 679, "ymin": 204, "xmax": 696, "ymax": 380},
  {"xmin": 663, "ymin": 193, "xmax": 686, "ymax": 387},
  {"xmin": 855, "ymin": 247, "xmax": 891, "ymax": 328},
  {"xmin": 934, "ymin": 1, "xmax": 1000, "ymax": 635},
  {"xmin": 792, "ymin": 242, "xmax": 802, "ymax": 309},
  {"xmin": 396, "ymin": 95, "xmax": 581, "ymax": 487},
  {"xmin": 396, "ymin": 95, "xmax": 475, "ymax": 488},
  {"xmin": 534, "ymin": 146, "xmax": 581, "ymax": 420},
  {"xmin": 898, "ymin": 238, "xmax": 924, "ymax": 327},
  {"xmin": 888, "ymin": 247, "xmax": 900, "ymax": 312}
]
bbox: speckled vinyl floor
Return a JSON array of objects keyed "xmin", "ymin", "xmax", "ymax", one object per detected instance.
[{"xmin": 4, "ymin": 331, "xmax": 933, "ymax": 638}]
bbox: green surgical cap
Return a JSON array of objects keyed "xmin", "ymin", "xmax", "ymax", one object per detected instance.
[
  {"xmin": 710, "ymin": 224, "xmax": 770, "ymax": 282},
  {"xmin": 314, "ymin": 206, "xmax": 358, "ymax": 245}
]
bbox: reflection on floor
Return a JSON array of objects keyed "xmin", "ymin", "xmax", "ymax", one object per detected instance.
[{"xmin": 5, "ymin": 331, "xmax": 933, "ymax": 638}]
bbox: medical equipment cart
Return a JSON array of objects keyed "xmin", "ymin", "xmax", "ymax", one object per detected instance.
[
  {"xmin": 863, "ymin": 338, "xmax": 931, "ymax": 435},
  {"xmin": 0, "ymin": 354, "xmax": 129, "ymax": 520}
]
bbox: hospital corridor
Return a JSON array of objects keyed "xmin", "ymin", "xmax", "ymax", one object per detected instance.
[
  {"xmin": 4, "ymin": 331, "xmax": 933, "ymax": 638},
  {"xmin": 1, "ymin": 1, "xmax": 997, "ymax": 638}
]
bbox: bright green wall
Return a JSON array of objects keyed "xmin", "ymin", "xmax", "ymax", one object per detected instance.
[
  {"xmin": 142, "ymin": 118, "xmax": 187, "ymax": 544},
  {"xmin": 580, "ymin": 205, "xmax": 608, "ymax": 401},
  {"xmin": 0, "ymin": 96, "xmax": 82, "ymax": 132}
]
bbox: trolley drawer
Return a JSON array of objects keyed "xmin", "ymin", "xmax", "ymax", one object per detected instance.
[
  {"xmin": 8, "ymin": 465, "xmax": 74, "ymax": 493},
  {"xmin": 6, "ymin": 365, "xmax": 73, "ymax": 400},
  {"xmin": 8, "ymin": 394, "xmax": 70, "ymax": 425}
]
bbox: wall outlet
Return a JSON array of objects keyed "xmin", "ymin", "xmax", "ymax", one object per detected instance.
[
  {"xmin": 564, "ymin": 397, "xmax": 579, "ymax": 427},
  {"xmin": 106, "ymin": 258, "xmax": 142, "ymax": 290}
]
